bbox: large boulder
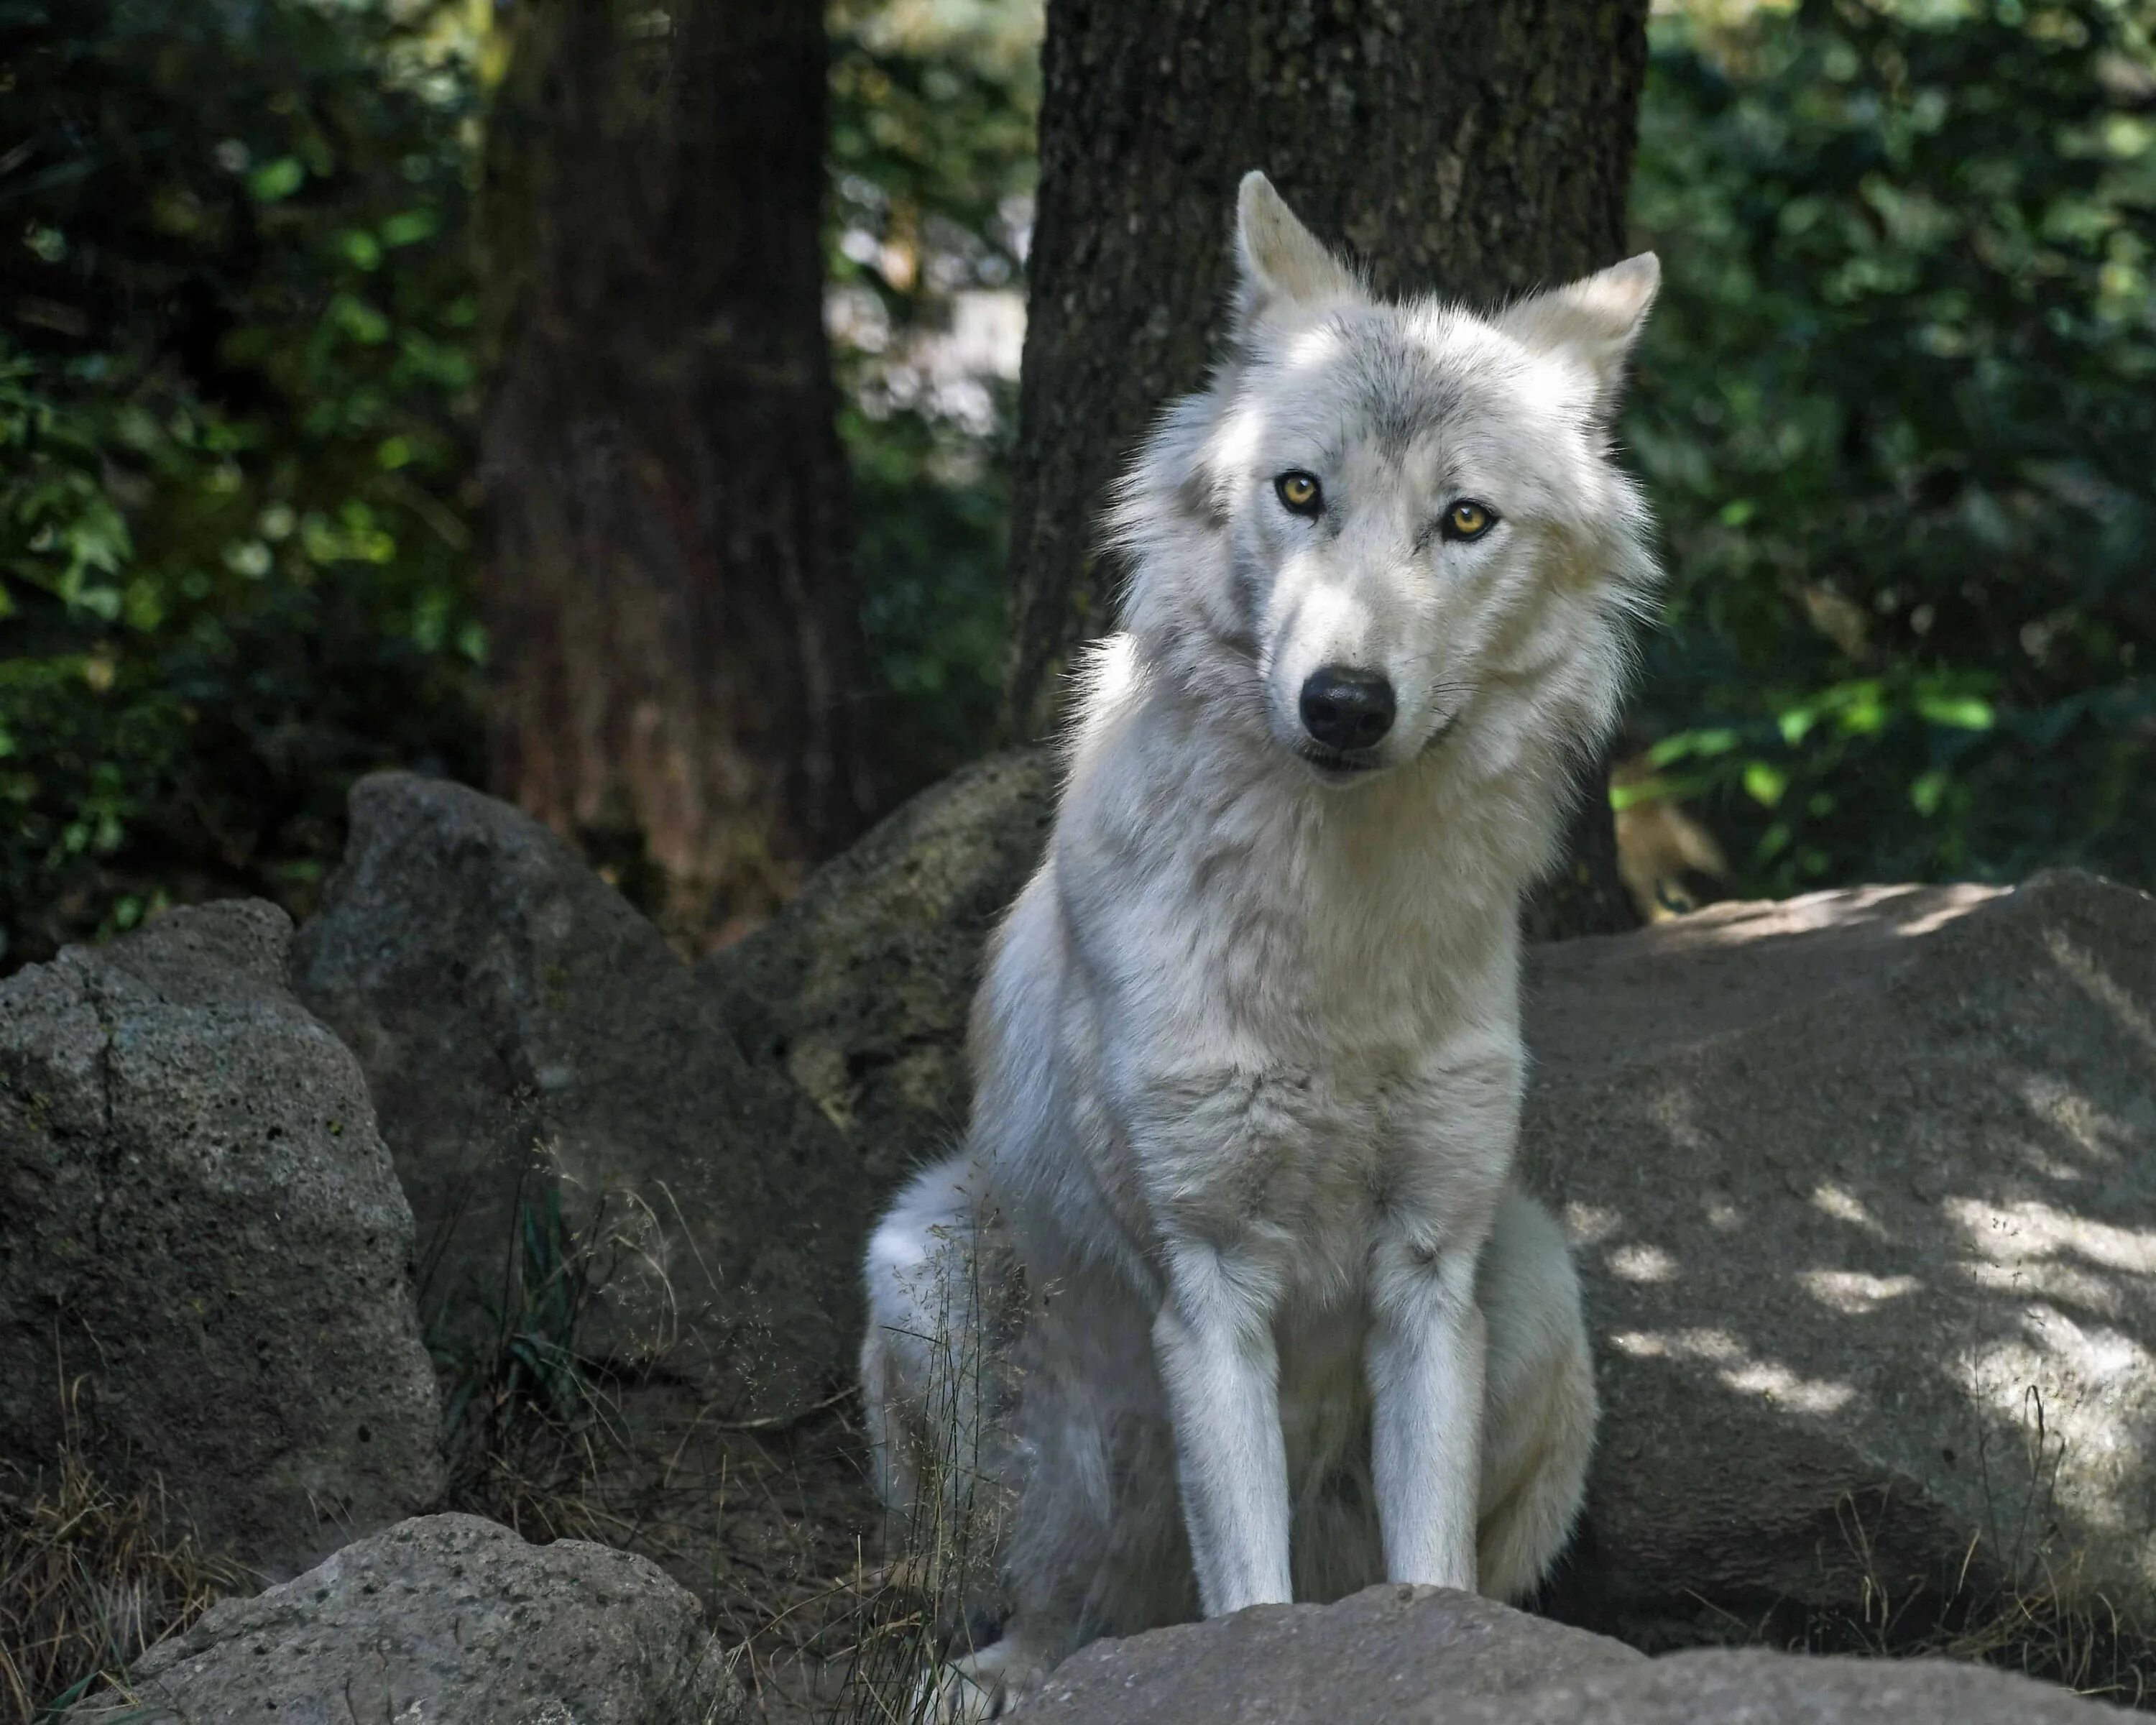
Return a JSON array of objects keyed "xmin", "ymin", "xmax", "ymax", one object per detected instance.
[
  {"xmin": 1023, "ymin": 1583, "xmax": 2114, "ymax": 1725},
  {"xmin": 71, "ymin": 1513, "xmax": 739, "ymax": 1724},
  {"xmin": 0, "ymin": 901, "xmax": 441, "ymax": 1577},
  {"xmin": 289, "ymin": 773, "xmax": 862, "ymax": 1417},
  {"xmin": 703, "ymin": 747, "xmax": 1054, "ymax": 1194},
  {"xmin": 1527, "ymin": 872, "xmax": 2156, "ymax": 1644}
]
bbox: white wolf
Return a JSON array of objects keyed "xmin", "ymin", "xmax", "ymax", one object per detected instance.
[{"xmin": 862, "ymin": 172, "xmax": 1661, "ymax": 1717}]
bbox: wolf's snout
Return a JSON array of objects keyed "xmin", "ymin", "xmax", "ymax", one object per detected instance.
[{"xmin": 1299, "ymin": 666, "xmax": 1396, "ymax": 751}]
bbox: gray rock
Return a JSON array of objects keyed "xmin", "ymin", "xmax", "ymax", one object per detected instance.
[
  {"xmin": 1525, "ymin": 871, "xmax": 2156, "ymax": 1644},
  {"xmin": 1026, "ymin": 1583, "xmax": 1641, "ymax": 1723},
  {"xmin": 1442, "ymin": 1647, "xmax": 2115, "ymax": 1725},
  {"xmin": 703, "ymin": 747, "xmax": 1054, "ymax": 1195},
  {"xmin": 1024, "ymin": 1585, "xmax": 2112, "ymax": 1724},
  {"xmin": 72, "ymin": 1512, "xmax": 740, "ymax": 1724},
  {"xmin": 0, "ymin": 901, "xmax": 441, "ymax": 1576},
  {"xmin": 288, "ymin": 773, "xmax": 861, "ymax": 1417}
]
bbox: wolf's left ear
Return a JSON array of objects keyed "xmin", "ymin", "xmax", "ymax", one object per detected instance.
[
  {"xmin": 1230, "ymin": 171, "xmax": 1363, "ymax": 339},
  {"xmin": 1500, "ymin": 253, "xmax": 1660, "ymax": 412}
]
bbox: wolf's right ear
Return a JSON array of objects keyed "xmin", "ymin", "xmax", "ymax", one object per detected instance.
[{"xmin": 1230, "ymin": 172, "xmax": 1362, "ymax": 339}]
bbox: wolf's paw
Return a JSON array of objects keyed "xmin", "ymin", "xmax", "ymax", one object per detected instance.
[{"xmin": 916, "ymin": 1640, "xmax": 1049, "ymax": 1721}]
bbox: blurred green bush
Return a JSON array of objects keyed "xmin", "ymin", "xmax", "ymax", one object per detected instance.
[
  {"xmin": 827, "ymin": 0, "xmax": 1037, "ymax": 777},
  {"xmin": 1627, "ymin": 0, "xmax": 2156, "ymax": 894},
  {"xmin": 0, "ymin": 0, "xmax": 484, "ymax": 967}
]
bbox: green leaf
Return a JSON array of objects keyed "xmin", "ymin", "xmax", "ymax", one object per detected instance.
[
  {"xmin": 248, "ymin": 157, "xmax": 305, "ymax": 203},
  {"xmin": 1742, "ymin": 760, "xmax": 1789, "ymax": 808},
  {"xmin": 1915, "ymin": 694, "xmax": 1994, "ymax": 730},
  {"xmin": 1646, "ymin": 726, "xmax": 1741, "ymax": 767},
  {"xmin": 380, "ymin": 208, "xmax": 441, "ymax": 247},
  {"xmin": 1909, "ymin": 769, "xmax": 1950, "ymax": 816}
]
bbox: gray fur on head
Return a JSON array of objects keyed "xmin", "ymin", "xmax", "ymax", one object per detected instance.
[{"xmin": 1106, "ymin": 171, "xmax": 1662, "ymax": 870}]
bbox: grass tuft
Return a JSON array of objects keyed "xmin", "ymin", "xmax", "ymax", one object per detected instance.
[
  {"xmin": 1829, "ymin": 1386, "xmax": 2156, "ymax": 1707},
  {"xmin": 828, "ymin": 1213, "xmax": 1019, "ymax": 1725},
  {"xmin": 0, "ymin": 1412, "xmax": 249, "ymax": 1723}
]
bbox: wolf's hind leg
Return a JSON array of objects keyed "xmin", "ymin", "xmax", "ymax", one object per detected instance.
[
  {"xmin": 860, "ymin": 1153, "xmax": 1015, "ymax": 1535},
  {"xmin": 1475, "ymin": 1184, "xmax": 1598, "ymax": 1601},
  {"xmin": 916, "ymin": 1632, "xmax": 1054, "ymax": 1722}
]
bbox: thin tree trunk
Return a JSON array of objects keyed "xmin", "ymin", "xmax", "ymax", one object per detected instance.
[
  {"xmin": 1004, "ymin": 0, "xmax": 1651, "ymax": 937},
  {"xmin": 480, "ymin": 0, "xmax": 880, "ymax": 946}
]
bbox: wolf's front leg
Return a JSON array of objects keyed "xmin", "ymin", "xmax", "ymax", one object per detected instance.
[
  {"xmin": 1152, "ymin": 1244, "xmax": 1292, "ymax": 1614},
  {"xmin": 1366, "ymin": 1233, "xmax": 1488, "ymax": 1591}
]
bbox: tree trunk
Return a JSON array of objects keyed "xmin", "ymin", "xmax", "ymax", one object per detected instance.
[
  {"xmin": 1004, "ymin": 0, "xmax": 1651, "ymax": 937},
  {"xmin": 480, "ymin": 0, "xmax": 880, "ymax": 947}
]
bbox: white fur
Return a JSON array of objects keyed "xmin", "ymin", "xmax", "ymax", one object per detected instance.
[{"xmin": 862, "ymin": 172, "xmax": 1659, "ymax": 1717}]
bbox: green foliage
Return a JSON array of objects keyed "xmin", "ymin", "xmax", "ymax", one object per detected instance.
[
  {"xmin": 437, "ymin": 1187, "xmax": 600, "ymax": 1443},
  {"xmin": 10, "ymin": 0, "xmax": 2150, "ymax": 954},
  {"xmin": 829, "ymin": 0, "xmax": 1038, "ymax": 772},
  {"xmin": 0, "ymin": 0, "xmax": 484, "ymax": 967},
  {"xmin": 1628, "ymin": 0, "xmax": 2156, "ymax": 893}
]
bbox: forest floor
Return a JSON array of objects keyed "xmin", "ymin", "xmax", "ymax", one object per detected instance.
[{"xmin": 459, "ymin": 1376, "xmax": 885, "ymax": 1722}]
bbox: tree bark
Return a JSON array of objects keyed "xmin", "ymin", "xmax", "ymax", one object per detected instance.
[
  {"xmin": 1004, "ymin": 0, "xmax": 1651, "ymax": 937},
  {"xmin": 480, "ymin": 0, "xmax": 880, "ymax": 946}
]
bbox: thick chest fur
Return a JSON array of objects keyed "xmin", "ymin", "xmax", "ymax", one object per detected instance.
[{"xmin": 1049, "ymin": 740, "xmax": 1527, "ymax": 1300}]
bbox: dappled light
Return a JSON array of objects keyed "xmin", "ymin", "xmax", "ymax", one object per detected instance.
[
  {"xmin": 1525, "ymin": 870, "xmax": 2156, "ymax": 1662},
  {"xmin": 1607, "ymin": 1324, "xmax": 1858, "ymax": 1417},
  {"xmin": 1795, "ymin": 1271, "xmax": 1922, "ymax": 1317}
]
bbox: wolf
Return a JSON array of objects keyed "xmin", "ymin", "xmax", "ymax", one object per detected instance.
[{"xmin": 862, "ymin": 172, "xmax": 1662, "ymax": 1717}]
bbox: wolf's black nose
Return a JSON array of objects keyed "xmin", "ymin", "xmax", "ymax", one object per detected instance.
[{"xmin": 1300, "ymin": 666, "xmax": 1396, "ymax": 750}]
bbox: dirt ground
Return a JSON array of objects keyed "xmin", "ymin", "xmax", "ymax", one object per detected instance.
[{"xmin": 535, "ymin": 1379, "xmax": 887, "ymax": 1722}]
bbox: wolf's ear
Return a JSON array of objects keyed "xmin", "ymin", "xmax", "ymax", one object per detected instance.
[
  {"xmin": 1230, "ymin": 171, "xmax": 1362, "ymax": 338},
  {"xmin": 1499, "ymin": 253, "xmax": 1660, "ymax": 410}
]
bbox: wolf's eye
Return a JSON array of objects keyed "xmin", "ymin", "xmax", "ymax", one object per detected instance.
[
  {"xmin": 1441, "ymin": 500, "xmax": 1498, "ymax": 541},
  {"xmin": 1275, "ymin": 472, "xmax": 1323, "ymax": 517}
]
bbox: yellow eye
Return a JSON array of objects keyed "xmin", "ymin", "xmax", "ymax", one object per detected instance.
[
  {"xmin": 1275, "ymin": 472, "xmax": 1322, "ymax": 515},
  {"xmin": 1443, "ymin": 500, "xmax": 1496, "ymax": 540}
]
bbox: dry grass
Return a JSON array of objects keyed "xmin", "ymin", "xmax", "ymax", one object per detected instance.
[
  {"xmin": 820, "ymin": 1220, "xmax": 1019, "ymax": 1725},
  {"xmin": 433, "ymin": 1178, "xmax": 638, "ymax": 1545},
  {"xmin": 0, "ymin": 1424, "xmax": 249, "ymax": 1721},
  {"xmin": 1676, "ymin": 1383, "xmax": 2156, "ymax": 1711},
  {"xmin": 426, "ymin": 1168, "xmax": 901, "ymax": 1721},
  {"xmin": 1823, "ymin": 1386, "xmax": 2156, "ymax": 1708}
]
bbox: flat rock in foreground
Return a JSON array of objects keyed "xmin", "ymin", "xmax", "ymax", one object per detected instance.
[
  {"xmin": 290, "ymin": 773, "xmax": 863, "ymax": 1417},
  {"xmin": 70, "ymin": 1513, "xmax": 739, "ymax": 1724},
  {"xmin": 1525, "ymin": 871, "xmax": 2156, "ymax": 1642},
  {"xmin": 1027, "ymin": 1583, "xmax": 1641, "ymax": 1722},
  {"xmin": 1452, "ymin": 1648, "xmax": 2123, "ymax": 1725},
  {"xmin": 1024, "ymin": 1583, "xmax": 2116, "ymax": 1724},
  {"xmin": 0, "ymin": 901, "xmax": 440, "ymax": 1576}
]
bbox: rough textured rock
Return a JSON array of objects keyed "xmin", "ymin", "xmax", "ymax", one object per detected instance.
[
  {"xmin": 1024, "ymin": 1585, "xmax": 2111, "ymax": 1724},
  {"xmin": 702, "ymin": 748, "xmax": 1054, "ymax": 1194},
  {"xmin": 1456, "ymin": 1650, "xmax": 2124, "ymax": 1725},
  {"xmin": 0, "ymin": 901, "xmax": 441, "ymax": 1576},
  {"xmin": 71, "ymin": 1513, "xmax": 739, "ymax": 1724},
  {"xmin": 1027, "ymin": 1583, "xmax": 1641, "ymax": 1722},
  {"xmin": 1526, "ymin": 871, "xmax": 2156, "ymax": 1644},
  {"xmin": 289, "ymin": 773, "xmax": 861, "ymax": 1417}
]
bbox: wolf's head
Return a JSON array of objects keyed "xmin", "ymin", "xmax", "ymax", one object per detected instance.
[{"xmin": 1108, "ymin": 173, "xmax": 1662, "ymax": 792}]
